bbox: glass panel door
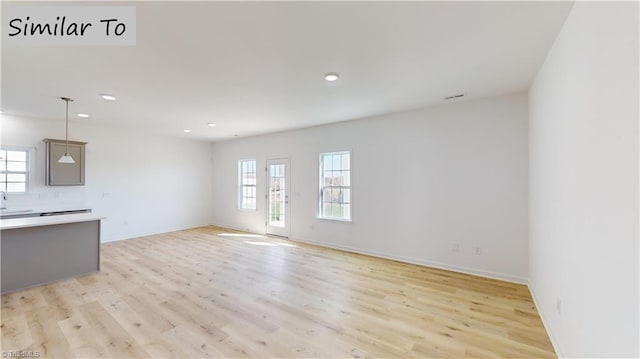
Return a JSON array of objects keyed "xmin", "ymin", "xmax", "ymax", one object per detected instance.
[{"xmin": 266, "ymin": 158, "xmax": 290, "ymax": 237}]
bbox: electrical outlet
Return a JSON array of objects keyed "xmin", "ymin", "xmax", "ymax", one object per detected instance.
[
  {"xmin": 123, "ymin": 220, "xmax": 129, "ymax": 226},
  {"xmin": 474, "ymin": 247, "xmax": 482, "ymax": 255},
  {"xmin": 452, "ymin": 243, "xmax": 460, "ymax": 252},
  {"xmin": 556, "ymin": 298, "xmax": 562, "ymax": 314}
]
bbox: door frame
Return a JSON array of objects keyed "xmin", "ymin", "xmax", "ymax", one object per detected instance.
[{"xmin": 265, "ymin": 158, "xmax": 291, "ymax": 238}]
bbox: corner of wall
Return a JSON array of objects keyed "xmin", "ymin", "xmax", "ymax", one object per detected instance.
[{"xmin": 527, "ymin": 279, "xmax": 563, "ymax": 357}]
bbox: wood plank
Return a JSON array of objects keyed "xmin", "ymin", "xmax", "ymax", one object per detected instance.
[{"xmin": 0, "ymin": 226, "xmax": 556, "ymax": 358}]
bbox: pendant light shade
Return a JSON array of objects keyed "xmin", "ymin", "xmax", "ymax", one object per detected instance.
[
  {"xmin": 58, "ymin": 97, "xmax": 75, "ymax": 164},
  {"xmin": 58, "ymin": 154, "xmax": 75, "ymax": 163}
]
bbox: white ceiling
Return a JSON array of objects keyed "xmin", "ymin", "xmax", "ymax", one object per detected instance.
[{"xmin": 2, "ymin": 1, "xmax": 573, "ymax": 142}]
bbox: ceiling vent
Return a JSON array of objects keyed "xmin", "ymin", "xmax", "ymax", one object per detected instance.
[{"xmin": 444, "ymin": 94, "xmax": 465, "ymax": 100}]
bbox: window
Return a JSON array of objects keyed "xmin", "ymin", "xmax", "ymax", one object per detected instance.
[
  {"xmin": 0, "ymin": 147, "xmax": 30, "ymax": 193},
  {"xmin": 319, "ymin": 151, "xmax": 351, "ymax": 220},
  {"xmin": 238, "ymin": 159, "xmax": 257, "ymax": 210}
]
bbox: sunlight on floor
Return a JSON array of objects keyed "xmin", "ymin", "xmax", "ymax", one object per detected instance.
[
  {"xmin": 244, "ymin": 241, "xmax": 299, "ymax": 248},
  {"xmin": 277, "ymin": 242, "xmax": 298, "ymax": 247},
  {"xmin": 245, "ymin": 241, "xmax": 277, "ymax": 246},
  {"xmin": 218, "ymin": 233, "xmax": 266, "ymax": 238},
  {"xmin": 217, "ymin": 233, "xmax": 299, "ymax": 248}
]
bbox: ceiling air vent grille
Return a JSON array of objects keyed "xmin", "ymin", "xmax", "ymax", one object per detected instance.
[{"xmin": 444, "ymin": 94, "xmax": 465, "ymax": 100}]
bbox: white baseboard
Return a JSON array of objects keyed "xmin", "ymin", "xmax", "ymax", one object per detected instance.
[
  {"xmin": 528, "ymin": 279, "xmax": 563, "ymax": 357},
  {"xmin": 207, "ymin": 222, "xmax": 528, "ymax": 284},
  {"xmin": 288, "ymin": 236, "xmax": 528, "ymax": 285},
  {"xmin": 101, "ymin": 223, "xmax": 212, "ymax": 243},
  {"xmin": 208, "ymin": 222, "xmax": 266, "ymax": 235}
]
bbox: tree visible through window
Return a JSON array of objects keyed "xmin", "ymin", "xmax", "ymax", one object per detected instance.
[
  {"xmin": 238, "ymin": 159, "xmax": 257, "ymax": 210},
  {"xmin": 0, "ymin": 148, "xmax": 29, "ymax": 193},
  {"xmin": 319, "ymin": 151, "xmax": 351, "ymax": 220}
]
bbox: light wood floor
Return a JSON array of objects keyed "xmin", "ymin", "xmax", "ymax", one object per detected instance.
[{"xmin": 1, "ymin": 226, "xmax": 555, "ymax": 358}]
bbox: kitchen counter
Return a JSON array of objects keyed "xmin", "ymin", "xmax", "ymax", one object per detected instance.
[
  {"xmin": 1, "ymin": 212, "xmax": 105, "ymax": 294},
  {"xmin": 0, "ymin": 206, "xmax": 92, "ymax": 219},
  {"xmin": 0, "ymin": 212, "xmax": 105, "ymax": 230}
]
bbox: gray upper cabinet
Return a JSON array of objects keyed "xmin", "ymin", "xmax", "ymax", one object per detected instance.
[{"xmin": 43, "ymin": 138, "xmax": 87, "ymax": 186}]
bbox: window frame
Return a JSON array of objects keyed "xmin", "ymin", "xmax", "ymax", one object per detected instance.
[
  {"xmin": 238, "ymin": 159, "xmax": 257, "ymax": 211},
  {"xmin": 0, "ymin": 146, "xmax": 32, "ymax": 194},
  {"xmin": 318, "ymin": 150, "xmax": 352, "ymax": 222}
]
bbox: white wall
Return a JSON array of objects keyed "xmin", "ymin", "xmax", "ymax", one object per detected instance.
[
  {"xmin": 1, "ymin": 114, "xmax": 214, "ymax": 242},
  {"xmin": 212, "ymin": 93, "xmax": 529, "ymax": 282},
  {"xmin": 529, "ymin": 2, "xmax": 639, "ymax": 357}
]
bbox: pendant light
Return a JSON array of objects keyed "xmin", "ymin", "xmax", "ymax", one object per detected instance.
[{"xmin": 58, "ymin": 97, "xmax": 75, "ymax": 164}]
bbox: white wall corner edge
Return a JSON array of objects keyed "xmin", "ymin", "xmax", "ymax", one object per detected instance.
[{"xmin": 528, "ymin": 279, "xmax": 564, "ymax": 358}]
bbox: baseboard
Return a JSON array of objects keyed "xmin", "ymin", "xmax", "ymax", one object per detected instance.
[
  {"xmin": 101, "ymin": 236, "xmax": 128, "ymax": 243},
  {"xmin": 528, "ymin": 279, "xmax": 563, "ymax": 357},
  {"xmin": 289, "ymin": 236, "xmax": 528, "ymax": 285},
  {"xmin": 206, "ymin": 222, "xmax": 527, "ymax": 284},
  {"xmin": 208, "ymin": 222, "xmax": 267, "ymax": 235},
  {"xmin": 101, "ymin": 223, "xmax": 212, "ymax": 243}
]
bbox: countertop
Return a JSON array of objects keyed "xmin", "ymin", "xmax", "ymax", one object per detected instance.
[
  {"xmin": 0, "ymin": 213, "xmax": 106, "ymax": 230},
  {"xmin": 1, "ymin": 206, "xmax": 93, "ymax": 220},
  {"xmin": 1, "ymin": 205, "xmax": 92, "ymax": 215}
]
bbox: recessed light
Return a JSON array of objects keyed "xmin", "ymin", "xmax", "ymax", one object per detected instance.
[
  {"xmin": 324, "ymin": 72, "xmax": 339, "ymax": 82},
  {"xmin": 77, "ymin": 113, "xmax": 89, "ymax": 118},
  {"xmin": 233, "ymin": 134, "xmax": 239, "ymax": 137},
  {"xmin": 183, "ymin": 129, "xmax": 191, "ymax": 133},
  {"xmin": 207, "ymin": 123, "xmax": 216, "ymax": 127},
  {"xmin": 101, "ymin": 94, "xmax": 116, "ymax": 101}
]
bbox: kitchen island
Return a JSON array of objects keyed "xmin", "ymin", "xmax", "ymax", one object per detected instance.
[{"xmin": 0, "ymin": 212, "xmax": 105, "ymax": 294}]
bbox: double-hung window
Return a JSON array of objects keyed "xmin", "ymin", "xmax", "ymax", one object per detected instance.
[
  {"xmin": 0, "ymin": 147, "xmax": 30, "ymax": 193},
  {"xmin": 319, "ymin": 151, "xmax": 351, "ymax": 221},
  {"xmin": 238, "ymin": 159, "xmax": 257, "ymax": 210}
]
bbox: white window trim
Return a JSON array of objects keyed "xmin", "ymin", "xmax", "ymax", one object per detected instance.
[
  {"xmin": 238, "ymin": 159, "xmax": 257, "ymax": 211},
  {"xmin": 0, "ymin": 145, "xmax": 33, "ymax": 194},
  {"xmin": 317, "ymin": 150, "xmax": 352, "ymax": 222}
]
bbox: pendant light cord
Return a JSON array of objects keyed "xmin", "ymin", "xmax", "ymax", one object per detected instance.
[
  {"xmin": 58, "ymin": 97, "xmax": 75, "ymax": 164},
  {"xmin": 65, "ymin": 98, "xmax": 70, "ymax": 155}
]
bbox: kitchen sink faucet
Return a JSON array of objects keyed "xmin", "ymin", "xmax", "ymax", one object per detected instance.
[{"xmin": 1, "ymin": 191, "xmax": 7, "ymax": 209}]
